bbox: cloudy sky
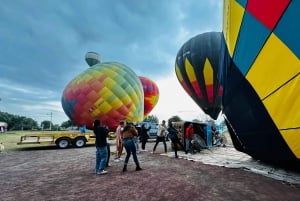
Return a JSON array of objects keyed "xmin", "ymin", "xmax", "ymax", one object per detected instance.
[{"xmin": 0, "ymin": 0, "xmax": 223, "ymax": 125}]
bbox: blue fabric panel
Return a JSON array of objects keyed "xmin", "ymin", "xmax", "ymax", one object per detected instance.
[
  {"xmin": 236, "ymin": 0, "xmax": 248, "ymax": 8},
  {"xmin": 233, "ymin": 11, "xmax": 270, "ymax": 76},
  {"xmin": 274, "ymin": 1, "xmax": 300, "ymax": 59}
]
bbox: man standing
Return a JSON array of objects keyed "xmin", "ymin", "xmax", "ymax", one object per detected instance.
[
  {"xmin": 185, "ymin": 123, "xmax": 194, "ymax": 154},
  {"xmin": 93, "ymin": 119, "xmax": 109, "ymax": 175},
  {"xmin": 152, "ymin": 120, "xmax": 167, "ymax": 153}
]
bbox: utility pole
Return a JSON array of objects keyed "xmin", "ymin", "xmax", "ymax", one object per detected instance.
[{"xmin": 50, "ymin": 112, "xmax": 52, "ymax": 131}]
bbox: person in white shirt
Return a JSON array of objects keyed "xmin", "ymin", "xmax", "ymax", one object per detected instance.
[{"xmin": 152, "ymin": 120, "xmax": 167, "ymax": 153}]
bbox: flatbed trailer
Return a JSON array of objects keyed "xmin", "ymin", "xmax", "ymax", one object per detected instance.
[{"xmin": 17, "ymin": 132, "xmax": 97, "ymax": 149}]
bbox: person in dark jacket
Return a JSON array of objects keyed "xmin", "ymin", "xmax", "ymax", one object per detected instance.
[
  {"xmin": 93, "ymin": 119, "xmax": 109, "ymax": 175},
  {"xmin": 140, "ymin": 124, "xmax": 151, "ymax": 151},
  {"xmin": 167, "ymin": 121, "xmax": 185, "ymax": 158}
]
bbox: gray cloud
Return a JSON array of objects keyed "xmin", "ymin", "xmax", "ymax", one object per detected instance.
[{"xmin": 0, "ymin": 0, "xmax": 222, "ymax": 124}]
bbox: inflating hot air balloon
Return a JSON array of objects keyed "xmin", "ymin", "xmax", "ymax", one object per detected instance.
[
  {"xmin": 175, "ymin": 32, "xmax": 223, "ymax": 120},
  {"xmin": 61, "ymin": 61, "xmax": 144, "ymax": 131},
  {"xmin": 221, "ymin": 0, "xmax": 300, "ymax": 164},
  {"xmin": 85, "ymin": 52, "xmax": 101, "ymax": 67},
  {"xmin": 139, "ymin": 76, "xmax": 159, "ymax": 118}
]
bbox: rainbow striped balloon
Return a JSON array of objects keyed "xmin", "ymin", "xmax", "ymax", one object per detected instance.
[{"xmin": 61, "ymin": 62, "xmax": 144, "ymax": 130}]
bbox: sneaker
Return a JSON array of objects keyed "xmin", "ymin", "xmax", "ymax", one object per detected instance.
[
  {"xmin": 136, "ymin": 167, "xmax": 142, "ymax": 171},
  {"xmin": 118, "ymin": 158, "xmax": 123, "ymax": 161},
  {"xmin": 114, "ymin": 158, "xmax": 120, "ymax": 162},
  {"xmin": 97, "ymin": 170, "xmax": 108, "ymax": 175}
]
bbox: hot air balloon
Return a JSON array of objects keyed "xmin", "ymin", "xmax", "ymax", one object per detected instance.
[
  {"xmin": 85, "ymin": 52, "xmax": 101, "ymax": 67},
  {"xmin": 220, "ymin": 0, "xmax": 300, "ymax": 164},
  {"xmin": 61, "ymin": 62, "xmax": 144, "ymax": 131},
  {"xmin": 175, "ymin": 32, "xmax": 223, "ymax": 120},
  {"xmin": 139, "ymin": 76, "xmax": 159, "ymax": 118}
]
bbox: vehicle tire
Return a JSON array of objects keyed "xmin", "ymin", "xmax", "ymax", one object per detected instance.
[
  {"xmin": 74, "ymin": 137, "xmax": 86, "ymax": 148},
  {"xmin": 56, "ymin": 138, "xmax": 71, "ymax": 149}
]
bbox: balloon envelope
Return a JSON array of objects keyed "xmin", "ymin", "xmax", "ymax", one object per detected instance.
[
  {"xmin": 139, "ymin": 76, "xmax": 159, "ymax": 118},
  {"xmin": 61, "ymin": 62, "xmax": 144, "ymax": 130},
  {"xmin": 221, "ymin": 0, "xmax": 300, "ymax": 164},
  {"xmin": 175, "ymin": 32, "xmax": 223, "ymax": 120},
  {"xmin": 85, "ymin": 52, "xmax": 101, "ymax": 67}
]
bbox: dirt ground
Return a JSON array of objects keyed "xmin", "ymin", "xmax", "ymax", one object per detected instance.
[{"xmin": 0, "ymin": 142, "xmax": 300, "ymax": 201}]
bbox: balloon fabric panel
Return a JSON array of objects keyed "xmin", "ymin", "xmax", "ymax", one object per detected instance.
[
  {"xmin": 281, "ymin": 129, "xmax": 300, "ymax": 159},
  {"xmin": 233, "ymin": 11, "xmax": 271, "ymax": 75},
  {"xmin": 274, "ymin": 0, "xmax": 300, "ymax": 59},
  {"xmin": 222, "ymin": 0, "xmax": 244, "ymax": 57},
  {"xmin": 246, "ymin": 33, "xmax": 300, "ymax": 100},
  {"xmin": 139, "ymin": 76, "xmax": 159, "ymax": 117},
  {"xmin": 246, "ymin": 0, "xmax": 290, "ymax": 30},
  {"xmin": 185, "ymin": 58, "xmax": 203, "ymax": 99},
  {"xmin": 203, "ymin": 59, "xmax": 214, "ymax": 103}
]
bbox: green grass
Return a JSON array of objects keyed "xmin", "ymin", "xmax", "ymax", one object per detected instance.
[{"xmin": 0, "ymin": 131, "xmax": 58, "ymax": 151}]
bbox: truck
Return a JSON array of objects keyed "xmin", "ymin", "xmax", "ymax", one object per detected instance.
[{"xmin": 17, "ymin": 131, "xmax": 115, "ymax": 149}]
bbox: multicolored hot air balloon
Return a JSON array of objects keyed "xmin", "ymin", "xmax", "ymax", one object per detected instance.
[
  {"xmin": 139, "ymin": 76, "xmax": 159, "ymax": 118},
  {"xmin": 61, "ymin": 61, "xmax": 144, "ymax": 131},
  {"xmin": 175, "ymin": 32, "xmax": 223, "ymax": 120},
  {"xmin": 221, "ymin": 0, "xmax": 300, "ymax": 164}
]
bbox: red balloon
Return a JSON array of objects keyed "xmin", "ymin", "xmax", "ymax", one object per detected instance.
[{"xmin": 139, "ymin": 76, "xmax": 159, "ymax": 118}]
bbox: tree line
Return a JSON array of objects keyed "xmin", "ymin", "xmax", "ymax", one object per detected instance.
[{"xmin": 0, "ymin": 111, "xmax": 73, "ymax": 131}]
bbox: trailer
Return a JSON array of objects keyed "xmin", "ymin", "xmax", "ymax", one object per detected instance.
[{"xmin": 17, "ymin": 132, "xmax": 97, "ymax": 149}]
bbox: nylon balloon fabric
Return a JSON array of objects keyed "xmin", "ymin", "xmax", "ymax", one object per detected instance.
[
  {"xmin": 61, "ymin": 62, "xmax": 144, "ymax": 131},
  {"xmin": 221, "ymin": 0, "xmax": 300, "ymax": 164},
  {"xmin": 175, "ymin": 32, "xmax": 223, "ymax": 120},
  {"xmin": 139, "ymin": 76, "xmax": 159, "ymax": 118}
]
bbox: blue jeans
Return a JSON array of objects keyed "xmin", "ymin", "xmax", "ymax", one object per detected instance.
[
  {"xmin": 95, "ymin": 146, "xmax": 108, "ymax": 172},
  {"xmin": 185, "ymin": 139, "xmax": 191, "ymax": 154},
  {"xmin": 123, "ymin": 138, "xmax": 140, "ymax": 167},
  {"xmin": 133, "ymin": 137, "xmax": 139, "ymax": 152}
]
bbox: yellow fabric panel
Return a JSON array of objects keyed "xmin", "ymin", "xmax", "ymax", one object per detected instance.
[
  {"xmin": 98, "ymin": 101, "xmax": 112, "ymax": 113},
  {"xmin": 280, "ymin": 129, "xmax": 300, "ymax": 159},
  {"xmin": 99, "ymin": 88, "xmax": 113, "ymax": 99},
  {"xmin": 222, "ymin": 0, "xmax": 244, "ymax": 57},
  {"xmin": 185, "ymin": 58, "xmax": 197, "ymax": 82},
  {"xmin": 203, "ymin": 58, "xmax": 213, "ymax": 85},
  {"xmin": 175, "ymin": 64, "xmax": 184, "ymax": 82},
  {"xmin": 246, "ymin": 33, "xmax": 300, "ymax": 99},
  {"xmin": 103, "ymin": 77, "xmax": 115, "ymax": 88},
  {"xmin": 263, "ymin": 76, "xmax": 300, "ymax": 129},
  {"xmin": 111, "ymin": 98, "xmax": 122, "ymax": 108}
]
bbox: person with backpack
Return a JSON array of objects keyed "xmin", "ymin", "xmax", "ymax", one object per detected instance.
[
  {"xmin": 167, "ymin": 121, "xmax": 185, "ymax": 158},
  {"xmin": 152, "ymin": 120, "xmax": 167, "ymax": 153}
]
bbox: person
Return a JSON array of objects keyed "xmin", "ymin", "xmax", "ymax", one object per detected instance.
[
  {"xmin": 104, "ymin": 125, "xmax": 111, "ymax": 167},
  {"xmin": 114, "ymin": 120, "xmax": 126, "ymax": 162},
  {"xmin": 185, "ymin": 123, "xmax": 194, "ymax": 154},
  {"xmin": 167, "ymin": 121, "xmax": 185, "ymax": 158},
  {"xmin": 80, "ymin": 125, "xmax": 86, "ymax": 133},
  {"xmin": 133, "ymin": 123, "xmax": 140, "ymax": 153},
  {"xmin": 152, "ymin": 120, "xmax": 167, "ymax": 153},
  {"xmin": 211, "ymin": 125, "xmax": 218, "ymax": 145},
  {"xmin": 93, "ymin": 119, "xmax": 109, "ymax": 175},
  {"xmin": 140, "ymin": 124, "xmax": 150, "ymax": 151},
  {"xmin": 122, "ymin": 123, "xmax": 142, "ymax": 172}
]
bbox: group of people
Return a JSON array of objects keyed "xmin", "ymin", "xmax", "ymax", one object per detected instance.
[
  {"xmin": 93, "ymin": 119, "xmax": 142, "ymax": 175},
  {"xmin": 93, "ymin": 119, "xmax": 201, "ymax": 175}
]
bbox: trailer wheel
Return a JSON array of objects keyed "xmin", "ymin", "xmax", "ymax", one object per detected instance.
[
  {"xmin": 56, "ymin": 138, "xmax": 70, "ymax": 149},
  {"xmin": 74, "ymin": 137, "xmax": 86, "ymax": 148}
]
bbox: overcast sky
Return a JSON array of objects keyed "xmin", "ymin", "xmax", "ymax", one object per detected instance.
[{"xmin": 0, "ymin": 0, "xmax": 223, "ymax": 125}]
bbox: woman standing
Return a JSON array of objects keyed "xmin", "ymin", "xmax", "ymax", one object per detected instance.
[
  {"xmin": 122, "ymin": 123, "xmax": 142, "ymax": 172},
  {"xmin": 93, "ymin": 119, "xmax": 109, "ymax": 175}
]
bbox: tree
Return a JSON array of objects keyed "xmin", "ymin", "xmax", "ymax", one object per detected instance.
[
  {"xmin": 41, "ymin": 120, "xmax": 53, "ymax": 130},
  {"xmin": 61, "ymin": 120, "xmax": 74, "ymax": 128},
  {"xmin": 167, "ymin": 115, "xmax": 182, "ymax": 124},
  {"xmin": 0, "ymin": 111, "xmax": 38, "ymax": 130},
  {"xmin": 143, "ymin": 115, "xmax": 158, "ymax": 123}
]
